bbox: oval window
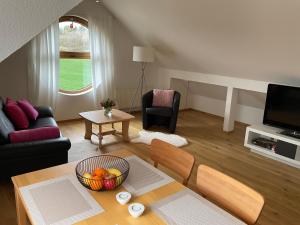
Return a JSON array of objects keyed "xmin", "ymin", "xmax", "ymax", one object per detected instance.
[{"xmin": 59, "ymin": 16, "xmax": 92, "ymax": 94}]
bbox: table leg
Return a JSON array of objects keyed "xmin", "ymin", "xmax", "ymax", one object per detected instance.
[
  {"xmin": 14, "ymin": 185, "xmax": 29, "ymax": 225},
  {"xmin": 122, "ymin": 120, "xmax": 130, "ymax": 142},
  {"xmin": 84, "ymin": 120, "xmax": 92, "ymax": 140},
  {"xmin": 98, "ymin": 125, "xmax": 103, "ymax": 149}
]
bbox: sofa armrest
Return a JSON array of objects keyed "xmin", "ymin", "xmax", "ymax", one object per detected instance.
[
  {"xmin": 169, "ymin": 92, "xmax": 181, "ymax": 133},
  {"xmin": 142, "ymin": 90, "xmax": 153, "ymax": 130},
  {"xmin": 0, "ymin": 137, "xmax": 71, "ymax": 159},
  {"xmin": 172, "ymin": 91, "xmax": 181, "ymax": 111},
  {"xmin": 35, "ymin": 106, "xmax": 54, "ymax": 118},
  {"xmin": 142, "ymin": 90, "xmax": 153, "ymax": 110}
]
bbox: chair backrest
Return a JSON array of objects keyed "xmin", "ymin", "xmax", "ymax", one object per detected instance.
[
  {"xmin": 197, "ymin": 165, "xmax": 264, "ymax": 225},
  {"xmin": 143, "ymin": 90, "xmax": 181, "ymax": 107},
  {"xmin": 150, "ymin": 139, "xmax": 195, "ymax": 185}
]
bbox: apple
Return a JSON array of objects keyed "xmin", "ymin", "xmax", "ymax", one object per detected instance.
[
  {"xmin": 107, "ymin": 168, "xmax": 122, "ymax": 185},
  {"xmin": 103, "ymin": 173, "xmax": 116, "ymax": 190},
  {"xmin": 82, "ymin": 172, "xmax": 92, "ymax": 186}
]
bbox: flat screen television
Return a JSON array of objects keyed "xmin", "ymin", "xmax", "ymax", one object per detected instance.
[{"xmin": 263, "ymin": 84, "xmax": 300, "ymax": 135}]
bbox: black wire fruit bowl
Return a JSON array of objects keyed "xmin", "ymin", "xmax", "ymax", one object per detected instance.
[{"xmin": 76, "ymin": 155, "xmax": 130, "ymax": 191}]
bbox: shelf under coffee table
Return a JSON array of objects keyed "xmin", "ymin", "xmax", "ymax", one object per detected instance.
[{"xmin": 79, "ymin": 109, "xmax": 135, "ymax": 150}]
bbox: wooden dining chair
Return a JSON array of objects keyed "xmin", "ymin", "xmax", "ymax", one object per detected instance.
[
  {"xmin": 150, "ymin": 139, "xmax": 195, "ymax": 185},
  {"xmin": 196, "ymin": 165, "xmax": 264, "ymax": 225}
]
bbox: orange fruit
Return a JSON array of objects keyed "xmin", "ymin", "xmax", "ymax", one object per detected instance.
[
  {"xmin": 82, "ymin": 172, "xmax": 92, "ymax": 186},
  {"xmin": 92, "ymin": 168, "xmax": 108, "ymax": 178},
  {"xmin": 90, "ymin": 176, "xmax": 103, "ymax": 191}
]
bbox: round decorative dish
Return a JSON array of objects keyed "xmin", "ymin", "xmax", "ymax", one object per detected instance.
[{"xmin": 76, "ymin": 155, "xmax": 129, "ymax": 191}]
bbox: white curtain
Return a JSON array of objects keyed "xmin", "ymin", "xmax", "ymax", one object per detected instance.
[
  {"xmin": 89, "ymin": 13, "xmax": 116, "ymax": 108},
  {"xmin": 28, "ymin": 21, "xmax": 59, "ymax": 111}
]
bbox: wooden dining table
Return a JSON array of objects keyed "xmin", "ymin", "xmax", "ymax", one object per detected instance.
[{"xmin": 11, "ymin": 149, "xmax": 245, "ymax": 225}]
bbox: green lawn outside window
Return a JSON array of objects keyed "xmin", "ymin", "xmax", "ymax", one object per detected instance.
[{"xmin": 59, "ymin": 58, "xmax": 92, "ymax": 92}]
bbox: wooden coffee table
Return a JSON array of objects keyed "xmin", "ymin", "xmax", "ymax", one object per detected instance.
[{"xmin": 79, "ymin": 109, "xmax": 135, "ymax": 149}]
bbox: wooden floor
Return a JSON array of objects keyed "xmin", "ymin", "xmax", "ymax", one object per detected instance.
[{"xmin": 1, "ymin": 110, "xmax": 300, "ymax": 225}]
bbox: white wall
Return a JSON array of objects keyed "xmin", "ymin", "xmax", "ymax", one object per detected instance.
[
  {"xmin": 55, "ymin": 92, "xmax": 94, "ymax": 121},
  {"xmin": 0, "ymin": 43, "xmax": 29, "ymax": 100},
  {"xmin": 0, "ymin": 0, "xmax": 82, "ymax": 62}
]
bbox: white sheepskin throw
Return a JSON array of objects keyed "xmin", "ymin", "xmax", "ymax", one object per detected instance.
[{"xmin": 131, "ymin": 130, "xmax": 188, "ymax": 147}]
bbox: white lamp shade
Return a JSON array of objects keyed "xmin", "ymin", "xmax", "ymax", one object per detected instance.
[{"xmin": 132, "ymin": 46, "xmax": 154, "ymax": 63}]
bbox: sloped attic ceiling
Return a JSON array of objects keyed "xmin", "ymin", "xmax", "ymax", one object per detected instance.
[
  {"xmin": 0, "ymin": 0, "xmax": 82, "ymax": 63},
  {"xmin": 104, "ymin": 0, "xmax": 300, "ymax": 83}
]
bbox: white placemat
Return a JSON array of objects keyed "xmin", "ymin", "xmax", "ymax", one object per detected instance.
[
  {"xmin": 20, "ymin": 175, "xmax": 104, "ymax": 225},
  {"xmin": 122, "ymin": 155, "xmax": 174, "ymax": 196},
  {"xmin": 151, "ymin": 189, "xmax": 246, "ymax": 225}
]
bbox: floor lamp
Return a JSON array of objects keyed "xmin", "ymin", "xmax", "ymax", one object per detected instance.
[{"xmin": 129, "ymin": 46, "xmax": 154, "ymax": 112}]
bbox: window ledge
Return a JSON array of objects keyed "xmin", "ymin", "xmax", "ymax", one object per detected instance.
[{"xmin": 59, "ymin": 87, "xmax": 93, "ymax": 96}]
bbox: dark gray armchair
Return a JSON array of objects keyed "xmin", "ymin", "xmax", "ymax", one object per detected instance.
[{"xmin": 142, "ymin": 90, "xmax": 181, "ymax": 133}]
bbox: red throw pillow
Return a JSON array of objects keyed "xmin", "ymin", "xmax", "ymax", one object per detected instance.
[
  {"xmin": 17, "ymin": 99, "xmax": 39, "ymax": 121},
  {"xmin": 6, "ymin": 97, "xmax": 15, "ymax": 105},
  {"xmin": 152, "ymin": 89, "xmax": 175, "ymax": 107},
  {"xmin": 9, "ymin": 127, "xmax": 60, "ymax": 143},
  {"xmin": 5, "ymin": 98, "xmax": 29, "ymax": 129}
]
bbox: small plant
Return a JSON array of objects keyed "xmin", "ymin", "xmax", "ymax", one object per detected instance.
[{"xmin": 100, "ymin": 98, "xmax": 116, "ymax": 109}]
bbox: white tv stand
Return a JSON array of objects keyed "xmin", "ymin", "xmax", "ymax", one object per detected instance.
[{"xmin": 244, "ymin": 124, "xmax": 300, "ymax": 169}]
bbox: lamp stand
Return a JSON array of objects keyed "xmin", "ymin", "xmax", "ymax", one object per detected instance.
[{"xmin": 129, "ymin": 62, "xmax": 147, "ymax": 113}]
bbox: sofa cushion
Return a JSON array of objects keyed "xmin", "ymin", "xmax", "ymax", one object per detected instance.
[
  {"xmin": 152, "ymin": 89, "xmax": 174, "ymax": 107},
  {"xmin": 0, "ymin": 98, "xmax": 15, "ymax": 144},
  {"xmin": 29, "ymin": 117, "xmax": 57, "ymax": 129},
  {"xmin": 9, "ymin": 127, "xmax": 60, "ymax": 143},
  {"xmin": 17, "ymin": 99, "xmax": 39, "ymax": 121},
  {"xmin": 5, "ymin": 99, "xmax": 29, "ymax": 130},
  {"xmin": 146, "ymin": 107, "xmax": 173, "ymax": 117}
]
